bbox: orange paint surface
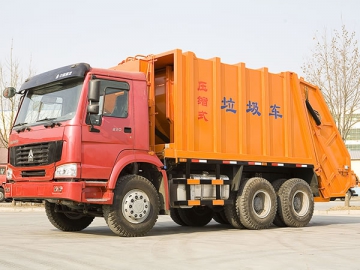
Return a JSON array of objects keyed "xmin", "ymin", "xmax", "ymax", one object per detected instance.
[{"xmin": 112, "ymin": 49, "xmax": 356, "ymax": 198}]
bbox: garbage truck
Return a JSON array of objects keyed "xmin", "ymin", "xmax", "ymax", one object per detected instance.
[{"xmin": 2, "ymin": 49, "xmax": 357, "ymax": 236}]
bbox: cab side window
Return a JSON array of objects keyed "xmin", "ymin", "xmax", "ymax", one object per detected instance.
[
  {"xmin": 103, "ymin": 89, "xmax": 129, "ymax": 118},
  {"xmin": 87, "ymin": 80, "xmax": 130, "ymax": 126}
]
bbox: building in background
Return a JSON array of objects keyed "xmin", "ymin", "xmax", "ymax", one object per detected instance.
[
  {"xmin": 350, "ymin": 151, "xmax": 360, "ymax": 175},
  {"xmin": 0, "ymin": 148, "xmax": 6, "ymax": 163},
  {"xmin": 344, "ymin": 116, "xmax": 360, "ymax": 191},
  {"xmin": 345, "ymin": 114, "xmax": 360, "ymax": 151},
  {"xmin": 349, "ymin": 151, "xmax": 360, "ymax": 195}
]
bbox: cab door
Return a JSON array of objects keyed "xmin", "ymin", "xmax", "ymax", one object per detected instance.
[{"xmin": 81, "ymin": 78, "xmax": 133, "ymax": 180}]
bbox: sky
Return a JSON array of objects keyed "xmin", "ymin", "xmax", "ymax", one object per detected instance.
[{"xmin": 1, "ymin": 0, "xmax": 360, "ymax": 81}]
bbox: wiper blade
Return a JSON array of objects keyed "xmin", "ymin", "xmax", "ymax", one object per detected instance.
[
  {"xmin": 36, "ymin": 117, "xmax": 62, "ymax": 128},
  {"xmin": 13, "ymin": 122, "xmax": 28, "ymax": 127},
  {"xmin": 13, "ymin": 122, "xmax": 31, "ymax": 133},
  {"xmin": 36, "ymin": 117, "xmax": 57, "ymax": 122}
]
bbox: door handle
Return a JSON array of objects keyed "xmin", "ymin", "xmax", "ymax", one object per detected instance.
[{"xmin": 124, "ymin": 127, "xmax": 132, "ymax": 133}]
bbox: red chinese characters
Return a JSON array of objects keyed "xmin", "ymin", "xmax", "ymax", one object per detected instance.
[{"xmin": 197, "ymin": 81, "xmax": 209, "ymax": 121}]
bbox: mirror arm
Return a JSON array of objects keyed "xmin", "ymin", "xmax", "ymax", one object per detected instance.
[{"xmin": 88, "ymin": 113, "xmax": 100, "ymax": 133}]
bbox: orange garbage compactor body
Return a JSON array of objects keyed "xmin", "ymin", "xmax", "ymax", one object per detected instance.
[{"xmin": 111, "ymin": 49, "xmax": 356, "ymax": 201}]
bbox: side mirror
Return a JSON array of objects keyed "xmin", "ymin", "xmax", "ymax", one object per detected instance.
[
  {"xmin": 88, "ymin": 80, "xmax": 100, "ymax": 102},
  {"xmin": 3, "ymin": 87, "xmax": 16, "ymax": 98}
]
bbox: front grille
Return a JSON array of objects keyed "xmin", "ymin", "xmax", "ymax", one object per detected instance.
[
  {"xmin": 9, "ymin": 141, "xmax": 63, "ymax": 167},
  {"xmin": 21, "ymin": 170, "xmax": 46, "ymax": 177},
  {"xmin": 16, "ymin": 143, "xmax": 49, "ymax": 166}
]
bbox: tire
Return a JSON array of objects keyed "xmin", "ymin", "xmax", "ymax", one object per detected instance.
[
  {"xmin": 224, "ymin": 191, "xmax": 245, "ymax": 229},
  {"xmin": 330, "ymin": 198, "xmax": 336, "ymax": 201},
  {"xmin": 237, "ymin": 177, "xmax": 277, "ymax": 230},
  {"xmin": 45, "ymin": 201, "xmax": 94, "ymax": 231},
  {"xmin": 177, "ymin": 206, "xmax": 213, "ymax": 226},
  {"xmin": 213, "ymin": 207, "xmax": 230, "ymax": 224},
  {"xmin": 277, "ymin": 178, "xmax": 314, "ymax": 227},
  {"xmin": 0, "ymin": 188, "xmax": 5, "ymax": 203},
  {"xmin": 219, "ymin": 208, "xmax": 230, "ymax": 224},
  {"xmin": 103, "ymin": 175, "xmax": 160, "ymax": 237},
  {"xmin": 170, "ymin": 208, "xmax": 187, "ymax": 226},
  {"xmin": 272, "ymin": 179, "xmax": 287, "ymax": 227}
]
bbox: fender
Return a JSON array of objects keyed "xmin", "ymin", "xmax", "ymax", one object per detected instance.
[{"xmin": 107, "ymin": 149, "xmax": 169, "ymax": 208}]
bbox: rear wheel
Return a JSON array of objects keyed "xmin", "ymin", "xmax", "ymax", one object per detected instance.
[
  {"xmin": 237, "ymin": 177, "xmax": 277, "ymax": 230},
  {"xmin": 170, "ymin": 208, "xmax": 187, "ymax": 226},
  {"xmin": 45, "ymin": 201, "xmax": 94, "ymax": 231},
  {"xmin": 272, "ymin": 179, "xmax": 287, "ymax": 227},
  {"xmin": 177, "ymin": 206, "xmax": 213, "ymax": 226},
  {"xmin": 224, "ymin": 191, "xmax": 245, "ymax": 229},
  {"xmin": 277, "ymin": 178, "xmax": 314, "ymax": 227},
  {"xmin": 103, "ymin": 174, "xmax": 160, "ymax": 237},
  {"xmin": 213, "ymin": 207, "xmax": 229, "ymax": 224}
]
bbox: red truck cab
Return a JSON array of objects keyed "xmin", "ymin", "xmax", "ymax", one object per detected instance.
[{"xmin": 4, "ymin": 63, "xmax": 166, "ymax": 208}]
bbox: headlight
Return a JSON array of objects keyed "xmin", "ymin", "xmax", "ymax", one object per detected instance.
[
  {"xmin": 6, "ymin": 168, "xmax": 13, "ymax": 180},
  {"xmin": 55, "ymin": 163, "xmax": 77, "ymax": 178}
]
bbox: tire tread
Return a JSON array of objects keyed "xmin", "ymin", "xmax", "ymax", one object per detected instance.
[
  {"xmin": 103, "ymin": 175, "xmax": 160, "ymax": 237},
  {"xmin": 278, "ymin": 178, "xmax": 314, "ymax": 227}
]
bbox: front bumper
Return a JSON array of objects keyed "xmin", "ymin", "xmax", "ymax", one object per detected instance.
[{"xmin": 4, "ymin": 181, "xmax": 113, "ymax": 204}]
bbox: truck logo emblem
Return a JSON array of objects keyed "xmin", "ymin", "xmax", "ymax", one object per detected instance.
[
  {"xmin": 28, "ymin": 149, "xmax": 34, "ymax": 162},
  {"xmin": 55, "ymin": 71, "xmax": 72, "ymax": 79}
]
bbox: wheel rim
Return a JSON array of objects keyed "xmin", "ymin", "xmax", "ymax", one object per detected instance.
[
  {"xmin": 292, "ymin": 190, "xmax": 309, "ymax": 217},
  {"xmin": 122, "ymin": 189, "xmax": 150, "ymax": 224},
  {"xmin": 252, "ymin": 189, "xmax": 271, "ymax": 218},
  {"xmin": 0, "ymin": 192, "xmax": 4, "ymax": 201}
]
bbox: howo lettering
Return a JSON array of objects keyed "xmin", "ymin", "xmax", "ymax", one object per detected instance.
[{"xmin": 2, "ymin": 50, "xmax": 358, "ymax": 236}]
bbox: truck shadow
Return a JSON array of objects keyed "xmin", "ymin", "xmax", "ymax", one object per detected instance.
[{"xmin": 78, "ymin": 215, "xmax": 360, "ymax": 237}]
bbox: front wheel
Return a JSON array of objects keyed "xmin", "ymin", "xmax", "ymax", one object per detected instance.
[
  {"xmin": 0, "ymin": 188, "xmax": 5, "ymax": 203},
  {"xmin": 277, "ymin": 178, "xmax": 314, "ymax": 227},
  {"xmin": 45, "ymin": 201, "xmax": 94, "ymax": 231},
  {"xmin": 103, "ymin": 175, "xmax": 160, "ymax": 237}
]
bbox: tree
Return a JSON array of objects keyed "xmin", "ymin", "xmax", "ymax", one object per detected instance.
[
  {"xmin": 302, "ymin": 25, "xmax": 360, "ymax": 141},
  {"xmin": 0, "ymin": 42, "xmax": 33, "ymax": 148}
]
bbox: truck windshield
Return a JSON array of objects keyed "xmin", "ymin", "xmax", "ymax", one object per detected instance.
[{"xmin": 14, "ymin": 79, "xmax": 83, "ymax": 127}]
